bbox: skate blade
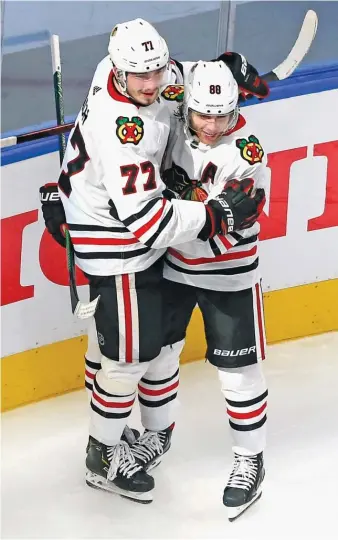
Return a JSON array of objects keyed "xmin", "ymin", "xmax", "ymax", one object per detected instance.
[
  {"xmin": 227, "ymin": 490, "xmax": 262, "ymax": 522},
  {"xmin": 146, "ymin": 457, "xmax": 162, "ymax": 473},
  {"xmin": 85, "ymin": 471, "xmax": 153, "ymax": 504}
]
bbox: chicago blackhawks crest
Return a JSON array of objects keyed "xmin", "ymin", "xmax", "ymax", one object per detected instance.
[
  {"xmin": 236, "ymin": 135, "xmax": 264, "ymax": 165},
  {"xmin": 181, "ymin": 180, "xmax": 208, "ymax": 202},
  {"xmin": 116, "ymin": 116, "xmax": 144, "ymax": 145},
  {"xmin": 161, "ymin": 85, "xmax": 184, "ymax": 102},
  {"xmin": 165, "ymin": 163, "xmax": 208, "ymax": 202}
]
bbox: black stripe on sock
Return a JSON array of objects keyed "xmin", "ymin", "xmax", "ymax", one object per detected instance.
[
  {"xmin": 85, "ymin": 357, "xmax": 101, "ymax": 370},
  {"xmin": 141, "ymin": 368, "xmax": 179, "ymax": 386},
  {"xmin": 229, "ymin": 415, "xmax": 267, "ymax": 432},
  {"xmin": 90, "ymin": 401, "xmax": 131, "ymax": 419},
  {"xmin": 138, "ymin": 393, "xmax": 177, "ymax": 408},
  {"xmin": 226, "ymin": 389, "xmax": 268, "ymax": 408},
  {"xmin": 93, "ymin": 377, "xmax": 135, "ymax": 399}
]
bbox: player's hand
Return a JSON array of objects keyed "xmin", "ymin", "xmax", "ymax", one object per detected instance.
[
  {"xmin": 217, "ymin": 52, "xmax": 270, "ymax": 101},
  {"xmin": 162, "ymin": 164, "xmax": 190, "ymax": 197},
  {"xmin": 162, "ymin": 187, "xmax": 180, "ymax": 201},
  {"xmin": 198, "ymin": 179, "xmax": 266, "ymax": 239},
  {"xmin": 39, "ymin": 183, "xmax": 67, "ymax": 247},
  {"xmin": 237, "ymin": 183, "xmax": 266, "ymax": 229}
]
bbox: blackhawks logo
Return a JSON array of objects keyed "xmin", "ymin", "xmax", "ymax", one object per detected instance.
[
  {"xmin": 116, "ymin": 116, "xmax": 144, "ymax": 145},
  {"xmin": 236, "ymin": 135, "xmax": 264, "ymax": 165},
  {"xmin": 161, "ymin": 85, "xmax": 184, "ymax": 102},
  {"xmin": 165, "ymin": 163, "xmax": 207, "ymax": 202},
  {"xmin": 181, "ymin": 180, "xmax": 208, "ymax": 202}
]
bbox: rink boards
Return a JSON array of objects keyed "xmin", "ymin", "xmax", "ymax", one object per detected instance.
[{"xmin": 1, "ymin": 65, "xmax": 338, "ymax": 411}]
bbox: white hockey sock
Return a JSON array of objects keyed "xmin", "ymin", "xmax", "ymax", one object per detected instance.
[
  {"xmin": 85, "ymin": 318, "xmax": 102, "ymax": 398},
  {"xmin": 90, "ymin": 358, "xmax": 148, "ymax": 446},
  {"xmin": 218, "ymin": 363, "xmax": 268, "ymax": 455},
  {"xmin": 138, "ymin": 340, "xmax": 184, "ymax": 431}
]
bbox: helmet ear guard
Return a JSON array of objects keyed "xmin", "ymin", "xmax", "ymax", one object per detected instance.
[{"xmin": 112, "ymin": 65, "xmax": 127, "ymax": 92}]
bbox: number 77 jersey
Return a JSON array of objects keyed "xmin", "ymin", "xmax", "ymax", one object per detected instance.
[{"xmin": 58, "ymin": 56, "xmax": 207, "ymax": 276}]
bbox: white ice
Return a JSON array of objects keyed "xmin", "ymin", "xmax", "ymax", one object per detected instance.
[{"xmin": 2, "ymin": 332, "xmax": 338, "ymax": 540}]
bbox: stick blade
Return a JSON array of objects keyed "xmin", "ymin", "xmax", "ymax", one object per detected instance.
[
  {"xmin": 74, "ymin": 295, "xmax": 101, "ymax": 320},
  {"xmin": 262, "ymin": 10, "xmax": 318, "ymax": 82}
]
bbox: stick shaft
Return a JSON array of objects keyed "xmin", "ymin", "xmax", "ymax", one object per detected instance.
[{"xmin": 50, "ymin": 34, "xmax": 66, "ymax": 163}]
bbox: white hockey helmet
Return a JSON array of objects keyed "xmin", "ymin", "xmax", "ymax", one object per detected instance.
[
  {"xmin": 184, "ymin": 61, "xmax": 239, "ymax": 141},
  {"xmin": 108, "ymin": 18, "xmax": 170, "ymax": 91}
]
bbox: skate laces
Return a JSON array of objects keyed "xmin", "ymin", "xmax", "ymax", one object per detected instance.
[
  {"xmin": 227, "ymin": 454, "xmax": 258, "ymax": 491},
  {"xmin": 106, "ymin": 441, "xmax": 143, "ymax": 481},
  {"xmin": 131, "ymin": 431, "xmax": 166, "ymax": 463}
]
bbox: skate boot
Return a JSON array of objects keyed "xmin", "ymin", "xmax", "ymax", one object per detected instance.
[
  {"xmin": 223, "ymin": 452, "xmax": 265, "ymax": 521},
  {"xmin": 131, "ymin": 422, "xmax": 174, "ymax": 472},
  {"xmin": 86, "ymin": 426, "xmax": 140, "ymax": 453},
  {"xmin": 121, "ymin": 425, "xmax": 140, "ymax": 446},
  {"xmin": 85, "ymin": 438, "xmax": 154, "ymax": 503}
]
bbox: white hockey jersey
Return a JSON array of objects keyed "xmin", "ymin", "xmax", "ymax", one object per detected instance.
[
  {"xmin": 58, "ymin": 56, "xmax": 206, "ymax": 276},
  {"xmin": 163, "ymin": 114, "xmax": 268, "ymax": 291}
]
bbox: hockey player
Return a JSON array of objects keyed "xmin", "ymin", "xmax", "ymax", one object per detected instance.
[
  {"xmin": 129, "ymin": 61, "xmax": 268, "ymax": 519},
  {"xmin": 39, "ymin": 18, "xmax": 268, "ymax": 504}
]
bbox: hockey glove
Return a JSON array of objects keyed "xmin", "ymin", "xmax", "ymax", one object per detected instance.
[
  {"xmin": 162, "ymin": 163, "xmax": 190, "ymax": 197},
  {"xmin": 39, "ymin": 183, "xmax": 67, "ymax": 247},
  {"xmin": 198, "ymin": 179, "xmax": 266, "ymax": 240},
  {"xmin": 218, "ymin": 52, "xmax": 270, "ymax": 101},
  {"xmin": 162, "ymin": 187, "xmax": 181, "ymax": 201}
]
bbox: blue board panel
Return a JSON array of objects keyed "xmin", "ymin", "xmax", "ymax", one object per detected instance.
[{"xmin": 2, "ymin": 62, "xmax": 338, "ymax": 166}]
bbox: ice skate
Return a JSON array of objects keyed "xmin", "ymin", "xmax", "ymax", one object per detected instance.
[
  {"xmin": 223, "ymin": 452, "xmax": 265, "ymax": 521},
  {"xmin": 131, "ymin": 422, "xmax": 174, "ymax": 472},
  {"xmin": 85, "ymin": 426, "xmax": 140, "ymax": 453},
  {"xmin": 86, "ymin": 438, "xmax": 154, "ymax": 503}
]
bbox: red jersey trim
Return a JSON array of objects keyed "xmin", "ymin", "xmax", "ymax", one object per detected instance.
[
  {"xmin": 107, "ymin": 70, "xmax": 137, "ymax": 106},
  {"xmin": 227, "ymin": 114, "xmax": 246, "ymax": 135}
]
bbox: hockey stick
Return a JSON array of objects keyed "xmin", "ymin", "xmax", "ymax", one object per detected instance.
[
  {"xmin": 51, "ymin": 34, "xmax": 67, "ymax": 161},
  {"xmin": 2, "ymin": 11, "xmax": 318, "ymax": 150},
  {"xmin": 64, "ymin": 227, "xmax": 101, "ymax": 319},
  {"xmin": 261, "ymin": 10, "xmax": 318, "ymax": 82},
  {"xmin": 50, "ymin": 34, "xmax": 100, "ymax": 319},
  {"xmin": 0, "ymin": 122, "xmax": 74, "ymax": 148}
]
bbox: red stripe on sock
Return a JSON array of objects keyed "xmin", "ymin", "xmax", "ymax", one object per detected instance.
[
  {"xmin": 138, "ymin": 380, "xmax": 179, "ymax": 396},
  {"xmin": 227, "ymin": 401, "xmax": 267, "ymax": 420},
  {"xmin": 92, "ymin": 391, "xmax": 135, "ymax": 409}
]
